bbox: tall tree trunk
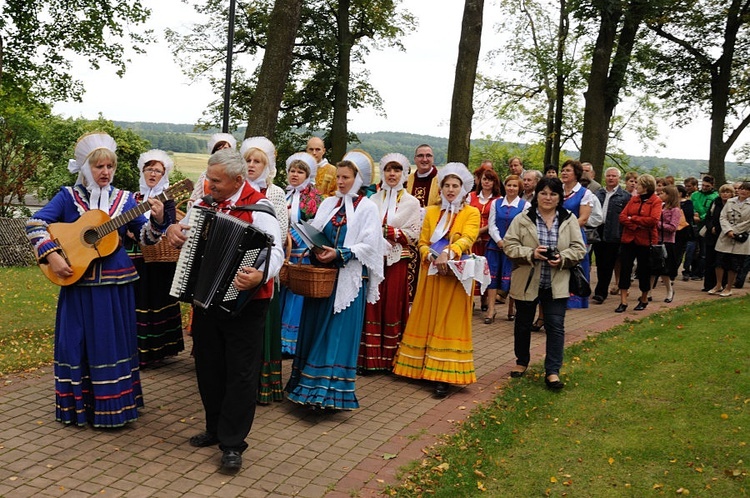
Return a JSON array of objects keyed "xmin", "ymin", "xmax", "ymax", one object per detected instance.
[
  {"xmin": 707, "ymin": 0, "xmax": 750, "ymax": 186},
  {"xmin": 580, "ymin": 0, "xmax": 647, "ymax": 182},
  {"xmin": 244, "ymin": 0, "xmax": 303, "ymax": 141},
  {"xmin": 330, "ymin": 0, "xmax": 352, "ymax": 164},
  {"xmin": 447, "ymin": 0, "xmax": 484, "ymax": 165},
  {"xmin": 551, "ymin": 0, "xmax": 568, "ymax": 168},
  {"xmin": 579, "ymin": 3, "xmax": 620, "ymax": 179}
]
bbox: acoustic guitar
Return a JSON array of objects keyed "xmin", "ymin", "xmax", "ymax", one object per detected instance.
[{"xmin": 39, "ymin": 179, "xmax": 193, "ymax": 286}]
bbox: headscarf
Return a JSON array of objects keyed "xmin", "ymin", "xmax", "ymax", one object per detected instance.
[
  {"xmin": 285, "ymin": 152, "xmax": 318, "ymax": 224},
  {"xmin": 313, "ymin": 149, "xmax": 374, "ymax": 231},
  {"xmin": 207, "ymin": 133, "xmax": 237, "ymax": 154},
  {"xmin": 137, "ymin": 149, "xmax": 173, "ymax": 199},
  {"xmin": 240, "ymin": 136, "xmax": 277, "ymax": 191},
  {"xmin": 430, "ymin": 162, "xmax": 474, "ymax": 243},
  {"xmin": 378, "ymin": 152, "xmax": 410, "ymax": 223},
  {"xmin": 67, "ymin": 132, "xmax": 117, "ymax": 212}
]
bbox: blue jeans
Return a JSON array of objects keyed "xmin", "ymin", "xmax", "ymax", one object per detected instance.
[{"xmin": 514, "ymin": 288, "xmax": 568, "ymax": 376}]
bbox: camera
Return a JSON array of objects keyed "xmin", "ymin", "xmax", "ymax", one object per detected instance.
[{"xmin": 543, "ymin": 245, "xmax": 559, "ymax": 260}]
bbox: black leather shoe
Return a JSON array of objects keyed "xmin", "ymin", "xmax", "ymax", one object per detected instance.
[
  {"xmin": 221, "ymin": 449, "xmax": 242, "ymax": 471},
  {"xmin": 510, "ymin": 365, "xmax": 528, "ymax": 378},
  {"xmin": 634, "ymin": 300, "xmax": 648, "ymax": 311},
  {"xmin": 545, "ymin": 375, "xmax": 565, "ymax": 390},
  {"xmin": 614, "ymin": 303, "xmax": 628, "ymax": 313},
  {"xmin": 591, "ymin": 295, "xmax": 604, "ymax": 304},
  {"xmin": 434, "ymin": 382, "xmax": 449, "ymax": 398},
  {"xmin": 189, "ymin": 431, "xmax": 219, "ymax": 448}
]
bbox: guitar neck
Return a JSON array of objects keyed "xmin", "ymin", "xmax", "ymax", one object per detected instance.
[{"xmin": 98, "ymin": 191, "xmax": 170, "ymax": 236}]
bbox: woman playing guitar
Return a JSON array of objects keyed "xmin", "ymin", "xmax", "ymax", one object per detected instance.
[{"xmin": 25, "ymin": 132, "xmax": 169, "ymax": 428}]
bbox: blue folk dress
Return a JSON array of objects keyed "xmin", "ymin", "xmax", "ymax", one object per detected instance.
[
  {"xmin": 285, "ymin": 202, "xmax": 366, "ymax": 410},
  {"xmin": 487, "ymin": 197, "xmax": 526, "ymax": 291},
  {"xmin": 25, "ymin": 185, "xmax": 165, "ymax": 427},
  {"xmin": 279, "ymin": 185, "xmax": 322, "ymax": 355},
  {"xmin": 279, "ymin": 225, "xmax": 310, "ymax": 355},
  {"xmin": 563, "ymin": 186, "xmax": 590, "ymax": 308}
]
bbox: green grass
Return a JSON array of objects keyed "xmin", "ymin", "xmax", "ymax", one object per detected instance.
[
  {"xmin": 389, "ymin": 297, "xmax": 749, "ymax": 497},
  {"xmin": 2, "ymin": 268, "xmax": 748, "ymax": 496},
  {"xmin": 0, "ymin": 267, "xmax": 57, "ymax": 375},
  {"xmin": 0, "ymin": 267, "xmax": 192, "ymax": 376},
  {"xmin": 171, "ymin": 152, "xmax": 209, "ymax": 181}
]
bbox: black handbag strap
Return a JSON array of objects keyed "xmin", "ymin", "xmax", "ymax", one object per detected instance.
[{"xmin": 659, "ymin": 210, "xmax": 665, "ymax": 243}]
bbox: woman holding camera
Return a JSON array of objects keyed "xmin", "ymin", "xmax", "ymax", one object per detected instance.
[{"xmin": 503, "ymin": 178, "xmax": 586, "ymax": 390}]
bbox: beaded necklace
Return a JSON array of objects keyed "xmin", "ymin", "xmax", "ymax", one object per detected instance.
[{"xmin": 331, "ymin": 195, "xmax": 363, "ymax": 227}]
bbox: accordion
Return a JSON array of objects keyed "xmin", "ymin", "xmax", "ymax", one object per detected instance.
[{"xmin": 170, "ymin": 206, "xmax": 273, "ymax": 315}]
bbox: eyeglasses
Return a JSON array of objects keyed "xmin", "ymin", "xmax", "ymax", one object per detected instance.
[{"xmin": 144, "ymin": 168, "xmax": 164, "ymax": 175}]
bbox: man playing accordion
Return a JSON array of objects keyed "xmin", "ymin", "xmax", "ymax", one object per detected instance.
[{"xmin": 166, "ymin": 149, "xmax": 283, "ymax": 472}]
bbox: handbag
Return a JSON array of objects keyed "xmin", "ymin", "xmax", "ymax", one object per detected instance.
[
  {"xmin": 569, "ymin": 264, "xmax": 591, "ymax": 297},
  {"xmin": 649, "ymin": 244, "xmax": 668, "ymax": 275},
  {"xmin": 734, "ymin": 231, "xmax": 749, "ymax": 243},
  {"xmin": 584, "ymin": 225, "xmax": 601, "ymax": 244},
  {"xmin": 649, "ymin": 212, "xmax": 669, "ymax": 275}
]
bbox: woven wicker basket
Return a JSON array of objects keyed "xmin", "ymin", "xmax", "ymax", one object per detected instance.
[
  {"xmin": 284, "ymin": 261, "xmax": 337, "ymax": 298},
  {"xmin": 142, "ymin": 207, "xmax": 185, "ymax": 263},
  {"xmin": 279, "ymin": 262, "xmax": 290, "ymax": 287}
]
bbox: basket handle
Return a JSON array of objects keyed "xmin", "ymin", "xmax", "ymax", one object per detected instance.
[{"xmin": 284, "ymin": 233, "xmax": 293, "ymax": 263}]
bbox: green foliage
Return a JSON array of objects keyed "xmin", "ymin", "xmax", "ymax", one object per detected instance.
[
  {"xmin": 109, "ymin": 123, "xmax": 750, "ymax": 182},
  {"xmin": 390, "ymin": 296, "xmax": 750, "ymax": 496},
  {"xmin": 0, "ymin": 83, "xmax": 51, "ymax": 216},
  {"xmin": 0, "ymin": 0, "xmax": 152, "ymax": 103},
  {"xmin": 476, "ymin": 0, "xmax": 588, "ymax": 154},
  {"xmin": 34, "ymin": 116, "xmax": 152, "ymax": 200},
  {"xmin": 633, "ymin": 0, "xmax": 750, "ymax": 183},
  {"xmin": 165, "ymin": 0, "xmax": 415, "ymax": 138}
]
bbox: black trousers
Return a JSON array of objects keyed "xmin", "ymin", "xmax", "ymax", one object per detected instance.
[
  {"xmin": 619, "ymin": 242, "xmax": 651, "ymax": 293},
  {"xmin": 192, "ymin": 298, "xmax": 269, "ymax": 453},
  {"xmin": 593, "ymin": 241, "xmax": 621, "ymax": 299}
]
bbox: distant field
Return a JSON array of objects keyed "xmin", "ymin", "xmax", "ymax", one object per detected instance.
[{"xmin": 171, "ymin": 152, "xmax": 208, "ymax": 181}]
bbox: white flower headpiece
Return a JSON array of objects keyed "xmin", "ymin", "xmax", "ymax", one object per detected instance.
[
  {"xmin": 378, "ymin": 152, "xmax": 410, "ymax": 224},
  {"xmin": 285, "ymin": 152, "xmax": 319, "ymax": 225},
  {"xmin": 207, "ymin": 133, "xmax": 237, "ymax": 154},
  {"xmin": 67, "ymin": 132, "xmax": 117, "ymax": 212},
  {"xmin": 285, "ymin": 152, "xmax": 318, "ymax": 182},
  {"xmin": 137, "ymin": 149, "xmax": 173, "ymax": 197},
  {"xmin": 431, "ymin": 162, "xmax": 474, "ymax": 243},
  {"xmin": 343, "ymin": 149, "xmax": 375, "ymax": 191},
  {"xmin": 438, "ymin": 162, "xmax": 474, "ymax": 193},
  {"xmin": 240, "ymin": 136, "xmax": 277, "ymax": 189},
  {"xmin": 379, "ymin": 153, "xmax": 410, "ymax": 187}
]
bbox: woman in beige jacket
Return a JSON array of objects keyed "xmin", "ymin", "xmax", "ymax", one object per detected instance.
[
  {"xmin": 710, "ymin": 181, "xmax": 750, "ymax": 297},
  {"xmin": 503, "ymin": 177, "xmax": 586, "ymax": 389}
]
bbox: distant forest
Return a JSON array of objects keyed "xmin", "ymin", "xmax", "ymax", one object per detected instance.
[{"xmin": 116, "ymin": 121, "xmax": 750, "ymax": 181}]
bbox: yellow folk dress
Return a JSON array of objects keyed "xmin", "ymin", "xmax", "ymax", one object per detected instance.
[{"xmin": 393, "ymin": 204, "xmax": 480, "ymax": 385}]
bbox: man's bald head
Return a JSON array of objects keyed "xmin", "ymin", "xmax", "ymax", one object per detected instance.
[{"xmin": 306, "ymin": 137, "xmax": 326, "ymax": 163}]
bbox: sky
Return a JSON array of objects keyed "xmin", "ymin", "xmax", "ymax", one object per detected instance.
[{"xmin": 52, "ymin": 0, "xmax": 720, "ymax": 162}]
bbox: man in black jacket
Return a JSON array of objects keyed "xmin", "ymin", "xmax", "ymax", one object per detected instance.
[{"xmin": 591, "ymin": 167, "xmax": 631, "ymax": 303}]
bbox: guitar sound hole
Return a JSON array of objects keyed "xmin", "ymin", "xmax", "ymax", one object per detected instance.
[{"xmin": 83, "ymin": 229, "xmax": 100, "ymax": 245}]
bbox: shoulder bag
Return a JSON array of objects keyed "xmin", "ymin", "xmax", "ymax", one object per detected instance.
[{"xmin": 569, "ymin": 264, "xmax": 591, "ymax": 297}]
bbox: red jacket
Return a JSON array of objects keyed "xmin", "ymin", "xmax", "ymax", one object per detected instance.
[{"xmin": 619, "ymin": 193, "xmax": 662, "ymax": 246}]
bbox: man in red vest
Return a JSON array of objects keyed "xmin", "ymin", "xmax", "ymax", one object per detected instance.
[{"xmin": 166, "ymin": 149, "xmax": 283, "ymax": 472}]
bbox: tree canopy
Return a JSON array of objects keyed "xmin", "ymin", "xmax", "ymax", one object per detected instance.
[
  {"xmin": 637, "ymin": 0, "xmax": 750, "ymax": 185},
  {"xmin": 0, "ymin": 0, "xmax": 152, "ymax": 103},
  {"xmin": 166, "ymin": 0, "xmax": 414, "ymax": 161}
]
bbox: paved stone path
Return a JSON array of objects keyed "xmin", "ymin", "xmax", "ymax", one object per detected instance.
[{"xmin": 0, "ymin": 274, "xmax": 741, "ymax": 497}]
